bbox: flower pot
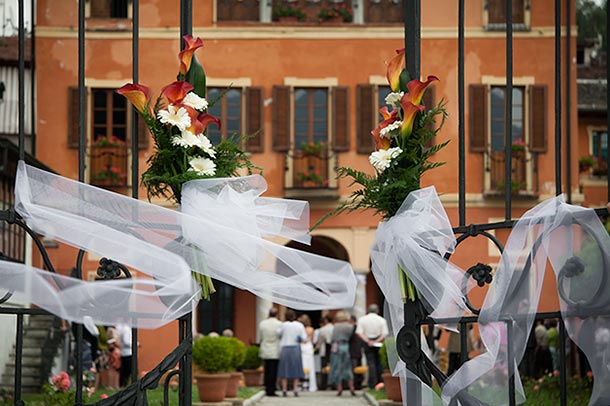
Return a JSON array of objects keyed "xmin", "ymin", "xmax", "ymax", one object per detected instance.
[
  {"xmin": 382, "ymin": 371, "xmax": 402, "ymax": 402},
  {"xmin": 194, "ymin": 372, "xmax": 230, "ymax": 403},
  {"xmin": 225, "ymin": 371, "xmax": 243, "ymax": 398},
  {"xmin": 279, "ymin": 16, "xmax": 299, "ymax": 23},
  {"xmin": 242, "ymin": 369, "xmax": 263, "ymax": 387}
]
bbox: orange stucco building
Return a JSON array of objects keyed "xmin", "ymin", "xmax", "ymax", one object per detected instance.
[{"xmin": 18, "ymin": 0, "xmax": 593, "ymax": 373}]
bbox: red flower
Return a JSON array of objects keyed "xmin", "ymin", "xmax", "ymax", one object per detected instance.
[
  {"xmin": 161, "ymin": 81, "xmax": 194, "ymax": 104},
  {"xmin": 116, "ymin": 83, "xmax": 151, "ymax": 115},
  {"xmin": 179, "ymin": 35, "xmax": 204, "ymax": 76}
]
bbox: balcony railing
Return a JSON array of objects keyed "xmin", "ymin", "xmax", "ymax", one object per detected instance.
[
  {"xmin": 488, "ymin": 150, "xmax": 537, "ymax": 197},
  {"xmin": 292, "ymin": 151, "xmax": 330, "ymax": 189},
  {"xmin": 89, "ymin": 144, "xmax": 129, "ymax": 188}
]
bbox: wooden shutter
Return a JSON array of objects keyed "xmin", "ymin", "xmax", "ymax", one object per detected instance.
[
  {"xmin": 137, "ymin": 116, "xmax": 150, "ymax": 150},
  {"xmin": 332, "ymin": 86, "xmax": 349, "ymax": 152},
  {"xmin": 488, "ymin": 0, "xmax": 524, "ymax": 25},
  {"xmin": 245, "ymin": 87, "xmax": 264, "ymax": 153},
  {"xmin": 422, "ymin": 85, "xmax": 436, "ymax": 150},
  {"xmin": 90, "ymin": 0, "xmax": 111, "ymax": 18},
  {"xmin": 469, "ymin": 84, "xmax": 488, "ymax": 152},
  {"xmin": 272, "ymin": 86, "xmax": 290, "ymax": 152},
  {"xmin": 529, "ymin": 85, "xmax": 548, "ymax": 153},
  {"xmin": 356, "ymin": 84, "xmax": 375, "ymax": 154},
  {"xmin": 68, "ymin": 86, "xmax": 83, "ymax": 149}
]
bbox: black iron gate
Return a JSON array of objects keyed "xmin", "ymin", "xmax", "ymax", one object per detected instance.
[{"xmin": 1, "ymin": 0, "xmax": 608, "ymax": 405}]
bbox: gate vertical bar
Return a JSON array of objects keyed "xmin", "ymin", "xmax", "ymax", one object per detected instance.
[
  {"xmin": 506, "ymin": 320, "xmax": 516, "ymax": 406},
  {"xmin": 606, "ymin": 0, "xmax": 610, "ymax": 192},
  {"xmin": 130, "ymin": 0, "xmax": 140, "ymax": 385},
  {"xmin": 555, "ymin": 0, "xmax": 562, "ymax": 195},
  {"xmin": 18, "ymin": 0, "xmax": 25, "ymax": 161},
  {"xmin": 179, "ymin": 3, "xmax": 193, "ymax": 405},
  {"xmin": 504, "ymin": 0, "xmax": 513, "ymax": 220},
  {"xmin": 458, "ymin": 0, "xmax": 465, "ymax": 226},
  {"xmin": 13, "ymin": 314, "xmax": 23, "ymax": 406},
  {"xmin": 565, "ymin": 0, "xmax": 572, "ymax": 203},
  {"xmin": 75, "ymin": 0, "xmax": 86, "ymax": 403}
]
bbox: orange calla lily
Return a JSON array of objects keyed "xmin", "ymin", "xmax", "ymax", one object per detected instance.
[
  {"xmin": 386, "ymin": 48, "xmax": 405, "ymax": 92},
  {"xmin": 405, "ymin": 75, "xmax": 439, "ymax": 106},
  {"xmin": 179, "ymin": 35, "xmax": 204, "ymax": 76},
  {"xmin": 197, "ymin": 113, "xmax": 221, "ymax": 132},
  {"xmin": 371, "ymin": 107, "xmax": 399, "ymax": 150},
  {"xmin": 400, "ymin": 98, "xmax": 424, "ymax": 138},
  {"xmin": 161, "ymin": 81, "xmax": 194, "ymax": 104},
  {"xmin": 116, "ymin": 83, "xmax": 151, "ymax": 115}
]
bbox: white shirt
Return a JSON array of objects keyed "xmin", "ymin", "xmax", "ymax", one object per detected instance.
[
  {"xmin": 278, "ymin": 321, "xmax": 307, "ymax": 347},
  {"xmin": 258, "ymin": 317, "xmax": 282, "ymax": 359},
  {"xmin": 356, "ymin": 313, "xmax": 389, "ymax": 340},
  {"xmin": 115, "ymin": 323, "xmax": 132, "ymax": 357},
  {"xmin": 316, "ymin": 323, "xmax": 334, "ymax": 357}
]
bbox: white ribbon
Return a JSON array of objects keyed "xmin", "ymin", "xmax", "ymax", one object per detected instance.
[
  {"xmin": 0, "ymin": 162, "xmax": 356, "ymax": 328},
  {"xmin": 372, "ymin": 187, "xmax": 610, "ymax": 405}
]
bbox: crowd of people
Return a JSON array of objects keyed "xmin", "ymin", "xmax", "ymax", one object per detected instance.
[{"xmin": 258, "ymin": 304, "xmax": 389, "ymax": 397}]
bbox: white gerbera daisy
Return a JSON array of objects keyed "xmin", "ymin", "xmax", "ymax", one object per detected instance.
[
  {"xmin": 182, "ymin": 92, "xmax": 208, "ymax": 111},
  {"xmin": 369, "ymin": 147, "xmax": 402, "ymax": 172},
  {"xmin": 172, "ymin": 131, "xmax": 217, "ymax": 158},
  {"xmin": 157, "ymin": 105, "xmax": 191, "ymax": 131},
  {"xmin": 196, "ymin": 134, "xmax": 216, "ymax": 158},
  {"xmin": 385, "ymin": 91, "xmax": 404, "ymax": 108},
  {"xmin": 379, "ymin": 120, "xmax": 403, "ymax": 139},
  {"xmin": 189, "ymin": 156, "xmax": 216, "ymax": 176}
]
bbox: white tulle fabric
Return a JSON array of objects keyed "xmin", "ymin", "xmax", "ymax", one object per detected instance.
[
  {"xmin": 372, "ymin": 187, "xmax": 610, "ymax": 405},
  {"xmin": 0, "ymin": 162, "xmax": 356, "ymax": 328}
]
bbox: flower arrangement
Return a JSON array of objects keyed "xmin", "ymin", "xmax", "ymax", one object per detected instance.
[
  {"xmin": 275, "ymin": 2, "xmax": 307, "ymax": 21},
  {"xmin": 297, "ymin": 169, "xmax": 327, "ymax": 186},
  {"xmin": 117, "ymin": 35, "xmax": 257, "ymax": 204},
  {"xmin": 511, "ymin": 139, "xmax": 525, "ymax": 153},
  {"xmin": 93, "ymin": 135, "xmax": 125, "ymax": 148},
  {"xmin": 299, "ymin": 140, "xmax": 327, "ymax": 156},
  {"xmin": 317, "ymin": 48, "xmax": 447, "ymax": 222},
  {"xmin": 118, "ymin": 35, "xmax": 258, "ymax": 300},
  {"xmin": 318, "ymin": 3, "xmax": 353, "ymax": 22},
  {"xmin": 91, "ymin": 164, "xmax": 127, "ymax": 186}
]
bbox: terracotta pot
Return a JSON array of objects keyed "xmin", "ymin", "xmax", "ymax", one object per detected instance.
[
  {"xmin": 225, "ymin": 372, "xmax": 243, "ymax": 398},
  {"xmin": 242, "ymin": 369, "xmax": 263, "ymax": 387},
  {"xmin": 194, "ymin": 372, "xmax": 230, "ymax": 403},
  {"xmin": 382, "ymin": 371, "xmax": 402, "ymax": 402}
]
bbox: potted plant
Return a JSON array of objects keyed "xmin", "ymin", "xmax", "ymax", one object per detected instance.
[
  {"xmin": 380, "ymin": 340, "xmax": 402, "ymax": 402},
  {"xmin": 318, "ymin": 3, "xmax": 352, "ymax": 23},
  {"xmin": 274, "ymin": 2, "xmax": 306, "ymax": 23},
  {"xmin": 241, "ymin": 345, "xmax": 263, "ymax": 387},
  {"xmin": 296, "ymin": 169, "xmax": 327, "ymax": 187},
  {"xmin": 192, "ymin": 336, "xmax": 233, "ymax": 403},
  {"xmin": 299, "ymin": 140, "xmax": 327, "ymax": 157},
  {"xmin": 225, "ymin": 337, "xmax": 247, "ymax": 398},
  {"xmin": 579, "ymin": 155, "xmax": 596, "ymax": 173}
]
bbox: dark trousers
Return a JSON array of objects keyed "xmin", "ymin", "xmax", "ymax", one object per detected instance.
[
  {"xmin": 119, "ymin": 355, "xmax": 132, "ymax": 387},
  {"xmin": 263, "ymin": 359, "xmax": 279, "ymax": 395},
  {"xmin": 364, "ymin": 345, "xmax": 382, "ymax": 388}
]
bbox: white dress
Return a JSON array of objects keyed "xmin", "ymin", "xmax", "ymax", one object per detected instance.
[{"xmin": 300, "ymin": 340, "xmax": 317, "ymax": 391}]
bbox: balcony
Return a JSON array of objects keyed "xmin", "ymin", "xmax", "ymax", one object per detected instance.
[
  {"xmin": 485, "ymin": 150, "xmax": 538, "ymax": 198},
  {"xmin": 89, "ymin": 143, "xmax": 129, "ymax": 190},
  {"xmin": 285, "ymin": 145, "xmax": 338, "ymax": 199}
]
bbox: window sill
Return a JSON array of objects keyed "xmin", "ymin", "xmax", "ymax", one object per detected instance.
[
  {"xmin": 284, "ymin": 187, "xmax": 339, "ymax": 200},
  {"xmin": 484, "ymin": 23, "xmax": 530, "ymax": 32},
  {"xmin": 483, "ymin": 190, "xmax": 539, "ymax": 200},
  {"xmin": 86, "ymin": 18, "xmax": 132, "ymax": 32}
]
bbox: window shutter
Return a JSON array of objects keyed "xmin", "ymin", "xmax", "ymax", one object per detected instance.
[
  {"xmin": 90, "ymin": 0, "xmax": 111, "ymax": 18},
  {"xmin": 137, "ymin": 116, "xmax": 150, "ymax": 150},
  {"xmin": 529, "ymin": 85, "xmax": 548, "ymax": 153},
  {"xmin": 356, "ymin": 84, "xmax": 375, "ymax": 154},
  {"xmin": 469, "ymin": 84, "xmax": 488, "ymax": 152},
  {"xmin": 332, "ymin": 86, "xmax": 349, "ymax": 152},
  {"xmin": 68, "ymin": 86, "xmax": 83, "ymax": 149},
  {"xmin": 272, "ymin": 86, "xmax": 290, "ymax": 152},
  {"xmin": 245, "ymin": 87, "xmax": 264, "ymax": 153},
  {"xmin": 422, "ymin": 85, "xmax": 436, "ymax": 150}
]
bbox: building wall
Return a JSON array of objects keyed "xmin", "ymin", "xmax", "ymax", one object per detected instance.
[{"xmin": 32, "ymin": 0, "xmax": 580, "ymax": 373}]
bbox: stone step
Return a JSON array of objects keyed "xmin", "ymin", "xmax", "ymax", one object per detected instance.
[
  {"xmin": 26, "ymin": 315, "xmax": 55, "ymax": 328},
  {"xmin": 0, "ymin": 374, "xmax": 40, "ymax": 388},
  {"xmin": 3, "ymin": 364, "xmax": 40, "ymax": 377},
  {"xmin": 0, "ymin": 383, "xmax": 41, "ymax": 394}
]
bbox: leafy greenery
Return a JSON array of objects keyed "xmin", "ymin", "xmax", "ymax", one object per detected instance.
[
  {"xmin": 318, "ymin": 3, "xmax": 353, "ymax": 22},
  {"xmin": 379, "ymin": 340, "xmax": 389, "ymax": 370},
  {"xmin": 227, "ymin": 337, "xmax": 247, "ymax": 371},
  {"xmin": 274, "ymin": 3, "xmax": 306, "ymax": 20},
  {"xmin": 242, "ymin": 345, "xmax": 262, "ymax": 370},
  {"xmin": 192, "ymin": 336, "xmax": 234, "ymax": 373},
  {"xmin": 577, "ymin": 0, "xmax": 607, "ymax": 51}
]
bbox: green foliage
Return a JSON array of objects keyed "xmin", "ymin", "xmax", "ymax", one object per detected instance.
[
  {"xmin": 242, "ymin": 345, "xmax": 262, "ymax": 370},
  {"xmin": 274, "ymin": 3, "xmax": 306, "ymax": 20},
  {"xmin": 314, "ymin": 99, "xmax": 448, "ymax": 227},
  {"xmin": 577, "ymin": 0, "xmax": 607, "ymax": 51},
  {"xmin": 579, "ymin": 155, "xmax": 596, "ymax": 171},
  {"xmin": 192, "ymin": 336, "xmax": 233, "ymax": 374},
  {"xmin": 42, "ymin": 384, "xmax": 75, "ymax": 406},
  {"xmin": 227, "ymin": 337, "xmax": 247, "ymax": 371},
  {"xmin": 184, "ymin": 55, "xmax": 206, "ymax": 99},
  {"xmin": 317, "ymin": 3, "xmax": 353, "ymax": 22},
  {"xmin": 379, "ymin": 340, "xmax": 389, "ymax": 370}
]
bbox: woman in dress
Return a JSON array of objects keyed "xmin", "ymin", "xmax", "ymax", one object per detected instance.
[
  {"xmin": 328, "ymin": 311, "xmax": 356, "ymax": 396},
  {"xmin": 277, "ymin": 309, "xmax": 307, "ymax": 396},
  {"xmin": 298, "ymin": 314, "xmax": 317, "ymax": 391}
]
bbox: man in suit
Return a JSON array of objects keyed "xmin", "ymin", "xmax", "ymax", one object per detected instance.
[{"xmin": 259, "ymin": 307, "xmax": 282, "ymax": 396}]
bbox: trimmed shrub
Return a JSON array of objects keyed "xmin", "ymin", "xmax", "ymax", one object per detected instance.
[
  {"xmin": 227, "ymin": 337, "xmax": 246, "ymax": 371},
  {"xmin": 241, "ymin": 345, "xmax": 262, "ymax": 370},
  {"xmin": 192, "ymin": 336, "xmax": 233, "ymax": 374}
]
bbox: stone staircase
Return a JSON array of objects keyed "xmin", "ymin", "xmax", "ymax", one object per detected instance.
[{"xmin": 0, "ymin": 314, "xmax": 61, "ymax": 393}]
